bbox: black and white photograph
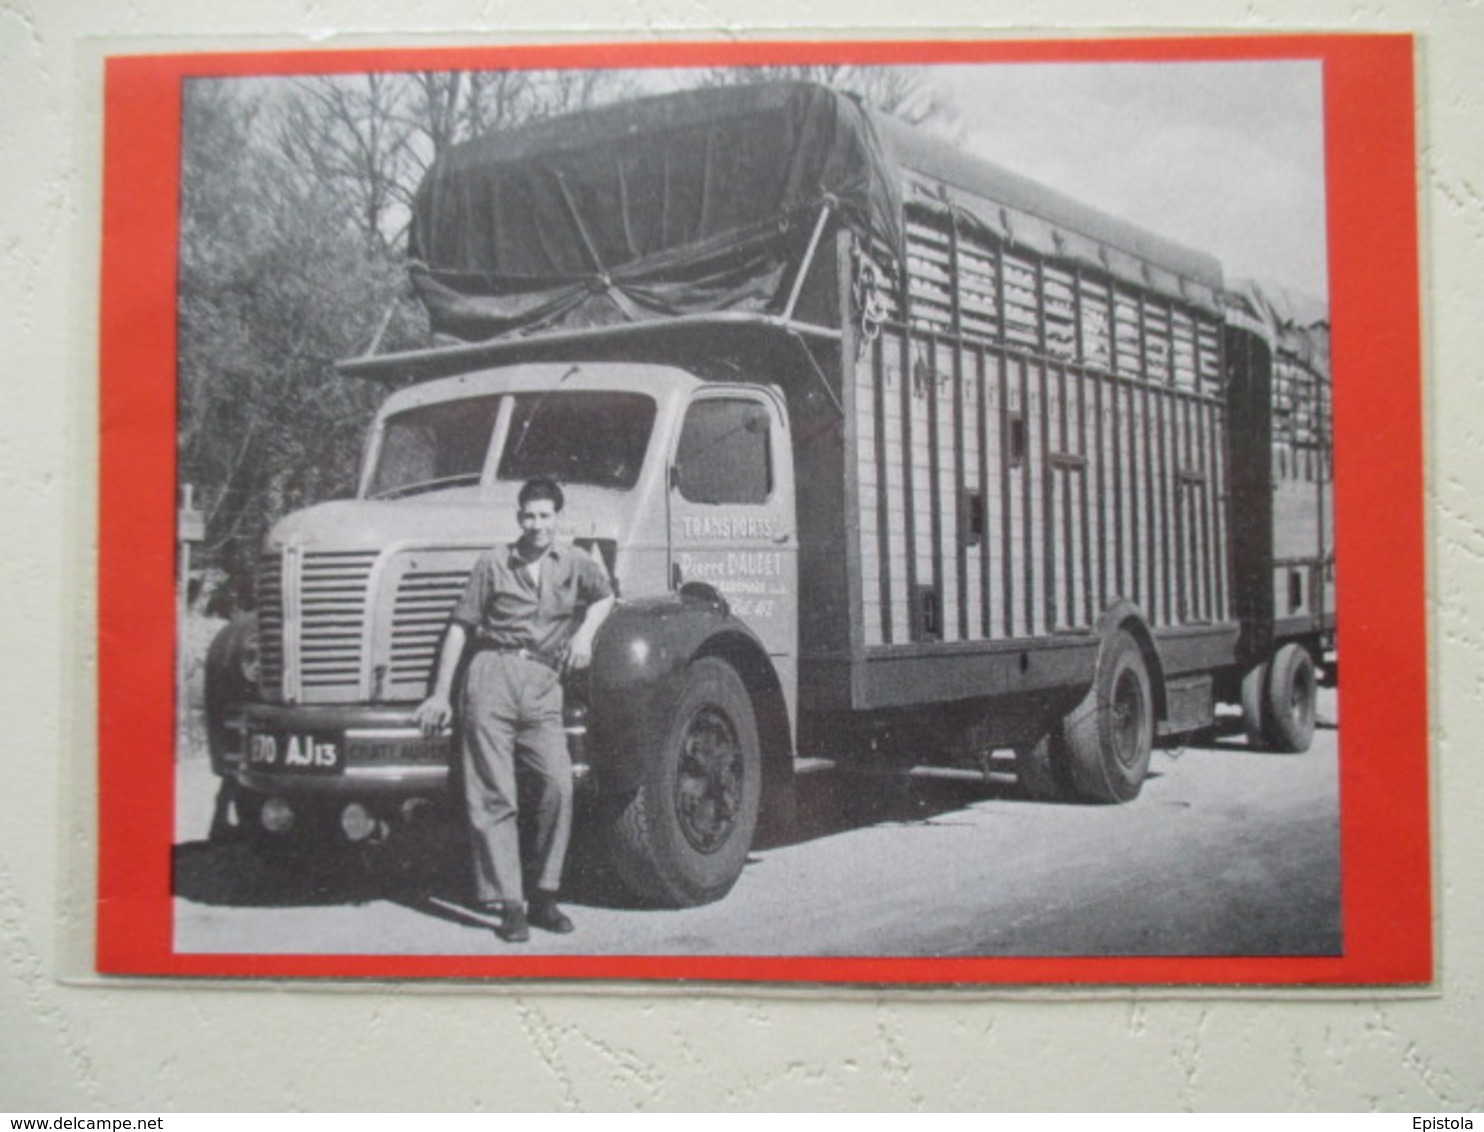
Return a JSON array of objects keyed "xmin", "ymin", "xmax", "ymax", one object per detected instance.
[{"xmin": 168, "ymin": 56, "xmax": 1340, "ymax": 961}]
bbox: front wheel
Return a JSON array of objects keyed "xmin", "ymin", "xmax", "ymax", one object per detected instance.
[
  {"xmin": 608, "ymin": 658, "xmax": 762, "ymax": 907},
  {"xmin": 1060, "ymin": 630, "xmax": 1154, "ymax": 804}
]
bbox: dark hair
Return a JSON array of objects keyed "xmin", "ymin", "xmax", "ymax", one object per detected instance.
[{"xmin": 518, "ymin": 476, "xmax": 564, "ymax": 512}]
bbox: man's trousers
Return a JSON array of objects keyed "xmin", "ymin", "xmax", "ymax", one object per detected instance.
[{"xmin": 459, "ymin": 651, "xmax": 573, "ymax": 906}]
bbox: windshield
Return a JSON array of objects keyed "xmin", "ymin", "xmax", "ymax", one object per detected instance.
[
  {"xmin": 368, "ymin": 395, "xmax": 500, "ymax": 499},
  {"xmin": 498, "ymin": 391, "xmax": 655, "ymax": 490},
  {"xmin": 368, "ymin": 390, "xmax": 656, "ymax": 499}
]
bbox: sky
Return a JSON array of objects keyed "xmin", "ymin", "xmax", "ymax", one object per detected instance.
[
  {"xmin": 934, "ymin": 60, "xmax": 1329, "ymax": 301},
  {"xmin": 646, "ymin": 60, "xmax": 1329, "ymax": 302}
]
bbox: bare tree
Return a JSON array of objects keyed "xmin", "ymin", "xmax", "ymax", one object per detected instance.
[
  {"xmin": 276, "ymin": 69, "xmax": 641, "ymax": 250},
  {"xmin": 693, "ymin": 64, "xmax": 961, "ymax": 137},
  {"xmin": 179, "ymin": 69, "xmax": 642, "ymax": 605},
  {"xmin": 276, "ymin": 73, "xmax": 419, "ymax": 251}
]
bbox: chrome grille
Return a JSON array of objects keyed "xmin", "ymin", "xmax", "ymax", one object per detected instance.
[
  {"xmin": 389, "ymin": 568, "xmax": 471, "ymax": 693},
  {"xmin": 256, "ymin": 555, "xmax": 285, "ymax": 700},
  {"xmin": 299, "ymin": 551, "xmax": 377, "ymax": 694}
]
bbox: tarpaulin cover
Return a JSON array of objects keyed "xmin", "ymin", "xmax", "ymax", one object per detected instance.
[
  {"xmin": 409, "ymin": 83, "xmax": 902, "ymax": 342},
  {"xmin": 1228, "ymin": 279, "xmax": 1330, "ymax": 379}
]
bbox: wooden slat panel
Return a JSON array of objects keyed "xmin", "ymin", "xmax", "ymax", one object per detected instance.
[
  {"xmin": 1145, "ymin": 300, "xmax": 1172, "ymax": 387},
  {"xmin": 948, "ymin": 339, "xmax": 970, "ymax": 640},
  {"xmin": 1093, "ymin": 369, "xmax": 1109, "ymax": 610},
  {"xmin": 1172, "ymin": 309, "xmax": 1198, "ymax": 391},
  {"xmin": 1080, "ymin": 277, "xmax": 1113, "ymax": 371},
  {"xmin": 1137, "ymin": 383, "xmax": 1154, "ymax": 618},
  {"xmin": 1115, "ymin": 290, "xmax": 1143, "ymax": 377},
  {"xmin": 1078, "ymin": 368, "xmax": 1095, "ymax": 627},
  {"xmin": 1197, "ymin": 318, "xmax": 1222, "ymax": 391},
  {"xmin": 1020, "ymin": 358, "xmax": 1037, "ymax": 637},
  {"xmin": 1178, "ymin": 392, "xmax": 1195, "ymax": 621},
  {"xmin": 860, "ymin": 209, "xmax": 1235, "ymax": 655},
  {"xmin": 1199, "ymin": 398, "xmax": 1214, "ymax": 622},
  {"xmin": 871, "ymin": 334, "xmax": 892, "ymax": 643},
  {"xmin": 1212, "ymin": 400, "xmax": 1230, "ymax": 621},
  {"xmin": 1157, "ymin": 388, "xmax": 1173, "ymax": 625},
  {"xmin": 897, "ymin": 330, "xmax": 918, "ymax": 639},
  {"xmin": 1036, "ymin": 359, "xmax": 1055, "ymax": 634},
  {"xmin": 1110, "ymin": 377, "xmax": 1126, "ymax": 602},
  {"xmin": 975, "ymin": 347, "xmax": 992, "ymax": 639}
]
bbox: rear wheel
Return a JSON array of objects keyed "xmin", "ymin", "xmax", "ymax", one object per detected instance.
[
  {"xmin": 609, "ymin": 658, "xmax": 762, "ymax": 907},
  {"xmin": 1240, "ymin": 661, "xmax": 1270, "ymax": 750},
  {"xmin": 1263, "ymin": 643, "xmax": 1317, "ymax": 753},
  {"xmin": 1061, "ymin": 630, "xmax": 1154, "ymax": 804},
  {"xmin": 1015, "ymin": 734, "xmax": 1073, "ymax": 802}
]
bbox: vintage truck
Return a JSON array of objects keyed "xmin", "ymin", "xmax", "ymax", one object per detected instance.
[{"xmin": 205, "ymin": 81, "xmax": 1334, "ymax": 906}]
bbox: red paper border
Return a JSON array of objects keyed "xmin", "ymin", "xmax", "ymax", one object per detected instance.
[{"xmin": 98, "ymin": 35, "xmax": 1429, "ymax": 984}]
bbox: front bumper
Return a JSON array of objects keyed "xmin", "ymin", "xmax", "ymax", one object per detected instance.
[
  {"xmin": 217, "ymin": 701, "xmax": 591, "ymax": 797},
  {"xmin": 219, "ymin": 703, "xmax": 452, "ymax": 796}
]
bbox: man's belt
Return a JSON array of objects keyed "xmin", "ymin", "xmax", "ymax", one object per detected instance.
[{"xmin": 474, "ymin": 644, "xmax": 561, "ymax": 673}]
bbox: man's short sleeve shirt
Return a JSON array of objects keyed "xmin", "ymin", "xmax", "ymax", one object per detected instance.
[{"xmin": 450, "ymin": 542, "xmax": 612, "ymax": 659}]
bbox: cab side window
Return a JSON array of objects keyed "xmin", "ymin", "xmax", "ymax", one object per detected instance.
[{"xmin": 676, "ymin": 398, "xmax": 773, "ymax": 505}]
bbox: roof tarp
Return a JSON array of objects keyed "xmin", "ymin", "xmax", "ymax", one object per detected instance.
[
  {"xmin": 409, "ymin": 83, "xmax": 902, "ymax": 342},
  {"xmin": 409, "ymin": 81, "xmax": 1232, "ymax": 343},
  {"xmin": 1227, "ymin": 279, "xmax": 1330, "ymax": 379}
]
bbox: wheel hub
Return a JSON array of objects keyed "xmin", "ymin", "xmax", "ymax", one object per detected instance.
[
  {"xmin": 675, "ymin": 707, "xmax": 743, "ymax": 854},
  {"xmin": 1111, "ymin": 669, "xmax": 1148, "ymax": 769}
]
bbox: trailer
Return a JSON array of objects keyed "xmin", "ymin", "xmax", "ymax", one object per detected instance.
[{"xmin": 206, "ymin": 81, "xmax": 1334, "ymax": 906}]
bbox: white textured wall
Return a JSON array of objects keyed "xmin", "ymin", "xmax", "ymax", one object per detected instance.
[{"xmin": 3, "ymin": 0, "xmax": 1480, "ymax": 1112}]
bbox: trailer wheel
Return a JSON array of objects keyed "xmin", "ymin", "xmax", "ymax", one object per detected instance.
[
  {"xmin": 1015, "ymin": 734, "xmax": 1073, "ymax": 802},
  {"xmin": 1061, "ymin": 630, "xmax": 1154, "ymax": 804},
  {"xmin": 1263, "ymin": 643, "xmax": 1317, "ymax": 753},
  {"xmin": 1240, "ymin": 661, "xmax": 1270, "ymax": 750},
  {"xmin": 609, "ymin": 658, "xmax": 761, "ymax": 907}
]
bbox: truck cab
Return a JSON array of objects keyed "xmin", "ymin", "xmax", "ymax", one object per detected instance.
[{"xmin": 209, "ymin": 354, "xmax": 799, "ymax": 904}]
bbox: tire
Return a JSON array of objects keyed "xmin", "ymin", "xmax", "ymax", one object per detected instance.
[
  {"xmin": 1061, "ymin": 630, "xmax": 1154, "ymax": 804},
  {"xmin": 609, "ymin": 658, "xmax": 762, "ymax": 907},
  {"xmin": 1240, "ymin": 661, "xmax": 1270, "ymax": 750},
  {"xmin": 1263, "ymin": 643, "xmax": 1317, "ymax": 753},
  {"xmin": 1015, "ymin": 734, "xmax": 1073, "ymax": 802}
]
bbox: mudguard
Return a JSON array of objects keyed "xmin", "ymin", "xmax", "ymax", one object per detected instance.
[
  {"xmin": 204, "ymin": 612, "xmax": 259, "ymax": 777},
  {"xmin": 584, "ymin": 590, "xmax": 775, "ymax": 795},
  {"xmin": 1092, "ymin": 599, "xmax": 1166, "ymax": 721}
]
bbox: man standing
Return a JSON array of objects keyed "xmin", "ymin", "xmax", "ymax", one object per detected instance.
[{"xmin": 415, "ymin": 477, "xmax": 614, "ymax": 943}]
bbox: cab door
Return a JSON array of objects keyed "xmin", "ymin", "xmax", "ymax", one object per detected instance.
[{"xmin": 667, "ymin": 388, "xmax": 797, "ymax": 673}]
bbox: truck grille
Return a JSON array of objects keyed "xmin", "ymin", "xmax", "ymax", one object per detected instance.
[
  {"xmin": 389, "ymin": 568, "xmax": 471, "ymax": 695},
  {"xmin": 255, "ymin": 548, "xmax": 377, "ymax": 702},
  {"xmin": 299, "ymin": 551, "xmax": 377, "ymax": 693},
  {"xmin": 256, "ymin": 557, "xmax": 285, "ymax": 699}
]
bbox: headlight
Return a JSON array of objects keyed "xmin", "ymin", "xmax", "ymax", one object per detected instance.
[{"xmin": 238, "ymin": 625, "xmax": 261, "ymax": 684}]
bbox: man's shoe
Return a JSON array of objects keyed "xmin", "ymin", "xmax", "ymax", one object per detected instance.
[
  {"xmin": 494, "ymin": 904, "xmax": 530, "ymax": 944},
  {"xmin": 527, "ymin": 895, "xmax": 575, "ymax": 934}
]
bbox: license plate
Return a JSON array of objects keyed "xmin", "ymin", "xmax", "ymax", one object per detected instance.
[{"xmin": 246, "ymin": 732, "xmax": 343, "ymax": 774}]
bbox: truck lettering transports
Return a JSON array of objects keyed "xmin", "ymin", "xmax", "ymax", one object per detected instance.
[{"xmin": 205, "ymin": 82, "xmax": 1335, "ymax": 907}]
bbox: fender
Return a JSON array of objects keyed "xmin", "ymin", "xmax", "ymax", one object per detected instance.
[
  {"xmin": 204, "ymin": 611, "xmax": 259, "ymax": 776},
  {"xmin": 583, "ymin": 589, "xmax": 776, "ymax": 795},
  {"xmin": 1092, "ymin": 599, "xmax": 1167, "ymax": 722}
]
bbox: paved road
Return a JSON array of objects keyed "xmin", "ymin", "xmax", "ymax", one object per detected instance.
[{"xmin": 173, "ymin": 693, "xmax": 1340, "ymax": 958}]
